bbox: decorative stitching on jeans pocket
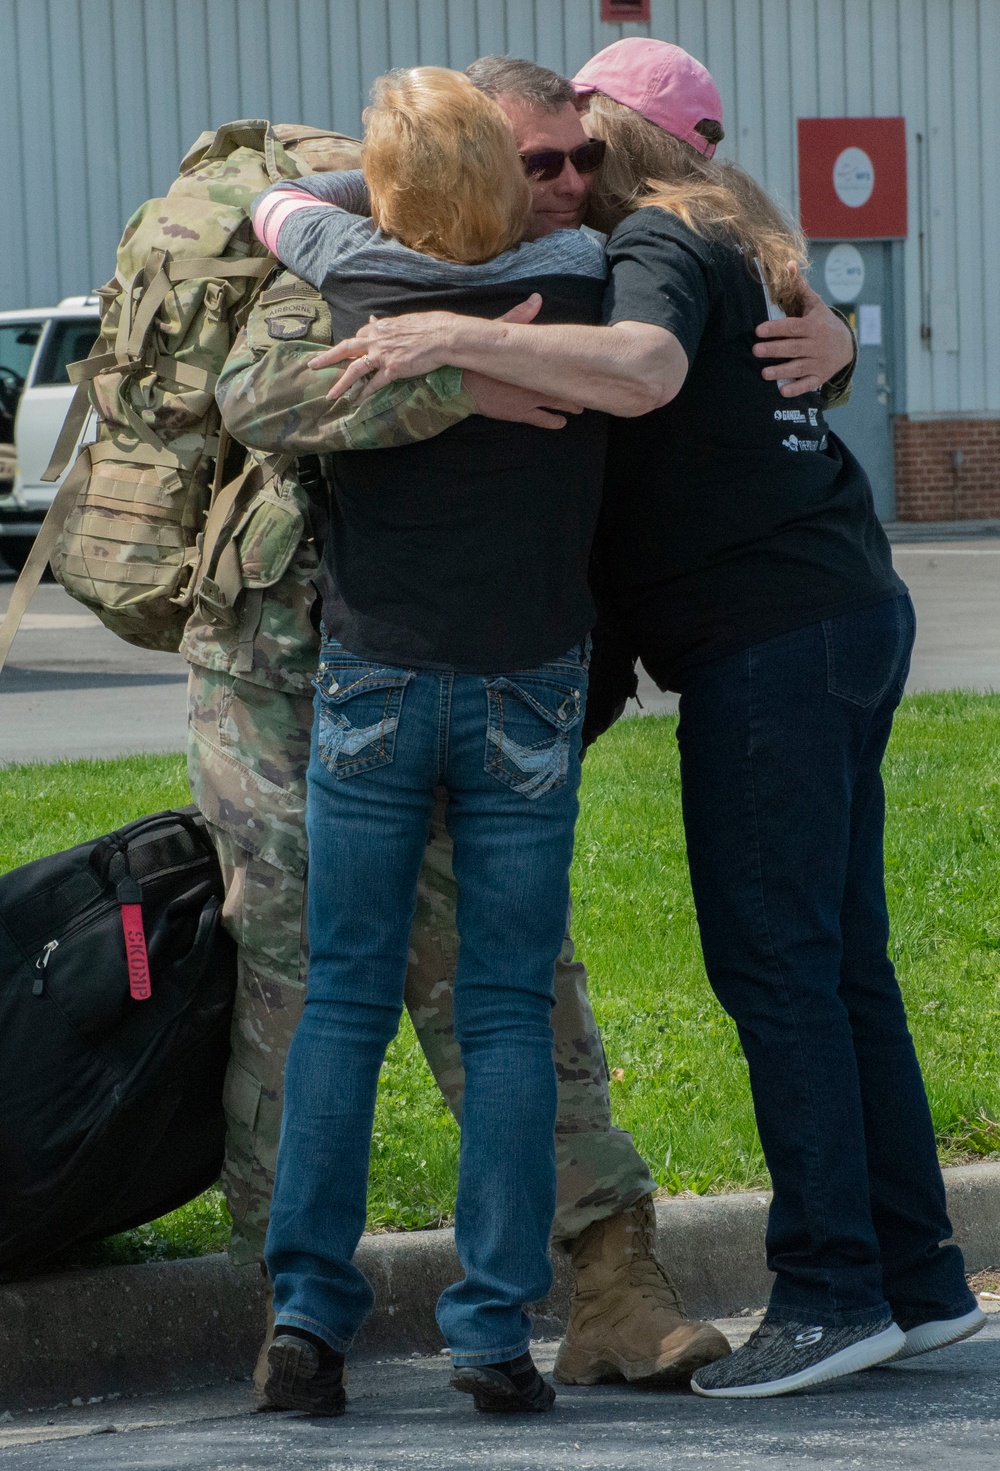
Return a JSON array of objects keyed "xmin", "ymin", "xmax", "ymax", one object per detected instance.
[
  {"xmin": 484, "ymin": 673, "xmax": 583, "ymax": 800},
  {"xmin": 315, "ymin": 665, "xmax": 412, "ymax": 779}
]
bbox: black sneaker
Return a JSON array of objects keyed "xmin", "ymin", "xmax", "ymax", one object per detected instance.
[
  {"xmin": 451, "ymin": 1351, "xmax": 556, "ymax": 1413},
  {"xmin": 259, "ymin": 1330, "xmax": 347, "ymax": 1416},
  {"xmin": 690, "ymin": 1315, "xmax": 905, "ymax": 1398},
  {"xmin": 893, "ymin": 1304, "xmax": 987, "ymax": 1361}
]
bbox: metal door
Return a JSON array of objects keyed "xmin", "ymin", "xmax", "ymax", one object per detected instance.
[{"xmin": 808, "ymin": 240, "xmax": 899, "ymax": 521}]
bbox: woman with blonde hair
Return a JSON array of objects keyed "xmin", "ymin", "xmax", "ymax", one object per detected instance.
[
  {"xmin": 251, "ymin": 66, "xmax": 609, "ymax": 1416},
  {"xmin": 325, "ymin": 40, "xmax": 982, "ymax": 1400}
]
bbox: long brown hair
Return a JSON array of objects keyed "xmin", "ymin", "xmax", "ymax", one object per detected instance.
[
  {"xmin": 364, "ymin": 68, "xmax": 531, "ymax": 266},
  {"xmin": 584, "ymin": 92, "xmax": 807, "ymax": 315}
]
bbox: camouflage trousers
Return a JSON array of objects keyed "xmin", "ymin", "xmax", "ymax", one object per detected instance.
[{"xmin": 187, "ymin": 666, "xmax": 656, "ymax": 1267}]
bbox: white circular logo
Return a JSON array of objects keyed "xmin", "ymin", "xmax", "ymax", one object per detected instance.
[
  {"xmin": 824, "ymin": 242, "xmax": 865, "ymax": 303},
  {"xmin": 833, "ymin": 147, "xmax": 875, "ymax": 208}
]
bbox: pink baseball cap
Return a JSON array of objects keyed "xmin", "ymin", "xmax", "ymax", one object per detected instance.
[{"xmin": 572, "ymin": 39, "xmax": 724, "ymax": 158}]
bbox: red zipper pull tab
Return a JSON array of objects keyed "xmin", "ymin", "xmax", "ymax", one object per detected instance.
[{"xmin": 116, "ymin": 873, "xmax": 151, "ymax": 1001}]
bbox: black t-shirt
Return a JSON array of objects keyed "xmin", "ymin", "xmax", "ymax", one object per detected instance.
[
  {"xmin": 322, "ymin": 274, "xmax": 607, "ymax": 673},
  {"xmin": 595, "ymin": 209, "xmax": 905, "ymax": 687}
]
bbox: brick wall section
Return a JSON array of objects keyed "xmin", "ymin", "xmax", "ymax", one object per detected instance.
[{"xmin": 893, "ymin": 416, "xmax": 1000, "ymax": 521}]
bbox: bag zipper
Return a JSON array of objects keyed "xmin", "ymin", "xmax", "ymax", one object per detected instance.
[{"xmin": 32, "ymin": 940, "xmax": 60, "ymax": 995}]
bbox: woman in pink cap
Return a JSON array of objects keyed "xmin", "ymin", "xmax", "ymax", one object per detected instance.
[{"xmin": 323, "ymin": 38, "xmax": 983, "ymax": 1400}]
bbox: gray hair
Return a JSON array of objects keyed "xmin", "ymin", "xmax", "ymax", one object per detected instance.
[{"xmin": 465, "ymin": 56, "xmax": 578, "ymax": 111}]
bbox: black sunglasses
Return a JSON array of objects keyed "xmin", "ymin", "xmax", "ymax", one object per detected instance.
[{"xmin": 519, "ymin": 138, "xmax": 607, "ymax": 182}]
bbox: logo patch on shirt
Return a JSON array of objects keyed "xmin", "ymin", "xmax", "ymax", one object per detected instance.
[{"xmin": 782, "ymin": 433, "xmax": 828, "ymax": 453}]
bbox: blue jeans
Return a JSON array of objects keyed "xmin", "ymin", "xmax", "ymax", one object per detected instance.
[
  {"xmin": 674, "ymin": 594, "xmax": 974, "ymax": 1327},
  {"xmin": 264, "ymin": 637, "xmax": 587, "ymax": 1364}
]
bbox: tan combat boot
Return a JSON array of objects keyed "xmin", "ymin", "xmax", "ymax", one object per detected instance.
[{"xmin": 554, "ymin": 1194, "xmax": 732, "ymax": 1385}]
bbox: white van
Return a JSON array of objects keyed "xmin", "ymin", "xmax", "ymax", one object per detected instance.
[{"xmin": 0, "ymin": 296, "xmax": 100, "ymax": 571}]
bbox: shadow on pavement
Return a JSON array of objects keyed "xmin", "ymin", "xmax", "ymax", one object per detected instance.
[{"xmin": 0, "ymin": 671, "xmax": 188, "ymax": 692}]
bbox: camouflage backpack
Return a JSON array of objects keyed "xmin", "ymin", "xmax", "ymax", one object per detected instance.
[{"xmin": 0, "ymin": 120, "xmax": 361, "ymax": 670}]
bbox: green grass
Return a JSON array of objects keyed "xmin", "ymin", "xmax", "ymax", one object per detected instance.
[
  {"xmin": 4, "ymin": 690, "xmax": 1000, "ymax": 1267},
  {"xmin": 0, "ymin": 754, "xmax": 193, "ymax": 870}
]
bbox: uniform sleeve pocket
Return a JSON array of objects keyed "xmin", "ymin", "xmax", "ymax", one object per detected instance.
[{"xmin": 235, "ymin": 485, "xmax": 306, "ymax": 589}]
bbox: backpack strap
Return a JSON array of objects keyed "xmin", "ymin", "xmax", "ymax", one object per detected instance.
[
  {"xmin": 38, "ymin": 381, "xmax": 93, "ymax": 485},
  {"xmin": 38, "ymin": 325, "xmax": 114, "ymax": 486},
  {"xmin": 196, "ymin": 119, "xmax": 294, "ymax": 183},
  {"xmin": 168, "ymin": 257, "xmax": 275, "ymax": 282},
  {"xmin": 0, "ymin": 451, "xmax": 92, "ymax": 675}
]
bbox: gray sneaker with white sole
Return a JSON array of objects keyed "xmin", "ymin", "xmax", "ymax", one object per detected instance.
[
  {"xmin": 690, "ymin": 1315, "xmax": 905, "ymax": 1398},
  {"xmin": 893, "ymin": 1304, "xmax": 987, "ymax": 1361}
]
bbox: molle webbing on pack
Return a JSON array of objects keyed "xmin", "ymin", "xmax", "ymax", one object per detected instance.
[{"xmin": 0, "ymin": 120, "xmax": 361, "ymax": 669}]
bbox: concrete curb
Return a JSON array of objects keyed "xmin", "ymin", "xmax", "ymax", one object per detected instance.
[
  {"xmin": 3, "ymin": 1162, "xmax": 999, "ymax": 1412},
  {"xmin": 885, "ymin": 518, "xmax": 1000, "ymax": 542}
]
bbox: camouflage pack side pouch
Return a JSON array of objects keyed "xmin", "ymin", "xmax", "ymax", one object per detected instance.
[
  {"xmin": 180, "ymin": 509, "xmax": 320, "ymax": 693},
  {"xmin": 50, "ymin": 440, "xmax": 203, "ymax": 652}
]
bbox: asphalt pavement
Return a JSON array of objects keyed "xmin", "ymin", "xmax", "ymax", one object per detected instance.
[
  {"xmin": 2, "ymin": 539, "xmax": 1000, "ymax": 764},
  {"xmin": 0, "ymin": 582, "xmax": 188, "ymax": 764},
  {"xmin": 2, "ymin": 1318, "xmax": 1000, "ymax": 1470}
]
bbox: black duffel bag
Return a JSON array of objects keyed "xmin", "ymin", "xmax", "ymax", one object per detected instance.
[{"xmin": 0, "ymin": 806, "xmax": 236, "ymax": 1272}]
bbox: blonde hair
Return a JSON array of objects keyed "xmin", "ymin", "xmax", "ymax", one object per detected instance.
[
  {"xmin": 585, "ymin": 93, "xmax": 808, "ymax": 315},
  {"xmin": 363, "ymin": 67, "xmax": 531, "ymax": 266}
]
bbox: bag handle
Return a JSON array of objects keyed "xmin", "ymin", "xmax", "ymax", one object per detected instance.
[
  {"xmin": 198, "ymin": 120, "xmax": 294, "ymax": 183},
  {"xmin": 201, "ymin": 119, "xmax": 270, "ymax": 162}
]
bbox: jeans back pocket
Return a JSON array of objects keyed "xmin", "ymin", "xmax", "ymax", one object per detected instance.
[
  {"xmin": 485, "ymin": 668, "xmax": 585, "ymax": 800},
  {"xmin": 314, "ymin": 661, "xmax": 413, "ymax": 779},
  {"xmin": 824, "ymin": 594, "xmax": 914, "ymax": 709}
]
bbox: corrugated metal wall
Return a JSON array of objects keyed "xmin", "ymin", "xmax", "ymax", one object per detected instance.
[{"xmin": 0, "ymin": 0, "xmax": 994, "ymax": 416}]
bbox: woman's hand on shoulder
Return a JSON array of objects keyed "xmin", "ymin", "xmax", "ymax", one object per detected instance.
[{"xmin": 311, "ymin": 311, "xmax": 458, "ymax": 400}]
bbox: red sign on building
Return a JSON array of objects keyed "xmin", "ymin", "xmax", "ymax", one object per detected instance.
[
  {"xmin": 600, "ymin": 0, "xmax": 651, "ymax": 22},
  {"xmin": 797, "ymin": 117, "xmax": 908, "ymax": 239}
]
